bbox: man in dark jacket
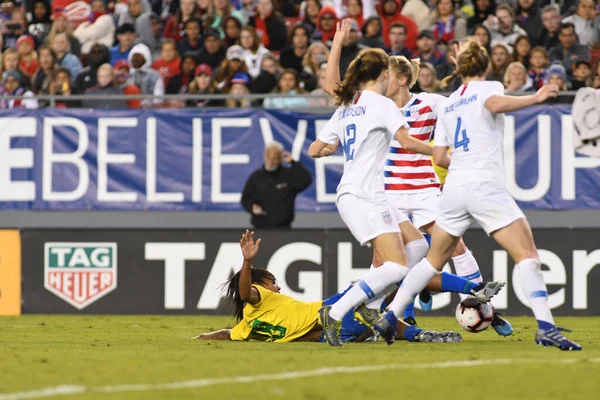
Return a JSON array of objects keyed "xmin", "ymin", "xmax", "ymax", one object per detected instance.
[
  {"xmin": 195, "ymin": 28, "xmax": 226, "ymax": 70},
  {"xmin": 74, "ymin": 43, "xmax": 111, "ymax": 93},
  {"xmin": 548, "ymin": 22, "xmax": 590, "ymax": 77},
  {"xmin": 241, "ymin": 141, "xmax": 313, "ymax": 229}
]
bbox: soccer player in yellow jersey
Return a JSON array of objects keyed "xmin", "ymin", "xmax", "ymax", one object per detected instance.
[{"xmin": 195, "ymin": 231, "xmax": 501, "ymax": 343}]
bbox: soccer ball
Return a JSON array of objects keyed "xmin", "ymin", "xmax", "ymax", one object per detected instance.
[{"xmin": 455, "ymin": 296, "xmax": 494, "ymax": 333}]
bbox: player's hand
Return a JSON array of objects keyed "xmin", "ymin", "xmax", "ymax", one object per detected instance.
[
  {"xmin": 535, "ymin": 84, "xmax": 560, "ymax": 103},
  {"xmin": 240, "ymin": 229, "xmax": 261, "ymax": 261},
  {"xmin": 282, "ymin": 151, "xmax": 293, "ymax": 163},
  {"xmin": 332, "ymin": 19, "xmax": 351, "ymax": 48},
  {"xmin": 252, "ymin": 204, "xmax": 266, "ymax": 216}
]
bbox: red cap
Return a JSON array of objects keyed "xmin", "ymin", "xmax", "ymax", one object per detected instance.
[
  {"xmin": 114, "ymin": 60, "xmax": 131, "ymax": 70},
  {"xmin": 16, "ymin": 35, "xmax": 35, "ymax": 49},
  {"xmin": 195, "ymin": 64, "xmax": 212, "ymax": 76}
]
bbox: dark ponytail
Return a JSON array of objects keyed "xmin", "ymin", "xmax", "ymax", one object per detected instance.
[{"xmin": 222, "ymin": 268, "xmax": 276, "ymax": 321}]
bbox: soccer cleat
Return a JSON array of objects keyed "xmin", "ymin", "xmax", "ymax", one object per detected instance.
[
  {"xmin": 318, "ymin": 306, "xmax": 343, "ymax": 347},
  {"xmin": 535, "ymin": 327, "xmax": 582, "ymax": 351},
  {"xmin": 416, "ymin": 330, "xmax": 463, "ymax": 343},
  {"xmin": 470, "ymin": 281, "xmax": 505, "ymax": 302},
  {"xmin": 419, "ymin": 289, "xmax": 433, "ymax": 312},
  {"xmin": 491, "ymin": 313, "xmax": 513, "ymax": 336},
  {"xmin": 403, "ymin": 316, "xmax": 418, "ymax": 326},
  {"xmin": 372, "ymin": 311, "xmax": 398, "ymax": 345},
  {"xmin": 353, "ymin": 304, "xmax": 380, "ymax": 327}
]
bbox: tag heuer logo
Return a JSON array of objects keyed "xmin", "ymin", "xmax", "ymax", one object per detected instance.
[{"xmin": 44, "ymin": 243, "xmax": 117, "ymax": 309}]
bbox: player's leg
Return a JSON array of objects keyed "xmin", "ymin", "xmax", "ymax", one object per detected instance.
[{"xmin": 491, "ymin": 217, "xmax": 581, "ymax": 350}]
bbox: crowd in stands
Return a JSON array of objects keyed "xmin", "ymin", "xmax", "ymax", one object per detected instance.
[{"xmin": 0, "ymin": 0, "xmax": 599, "ymax": 109}]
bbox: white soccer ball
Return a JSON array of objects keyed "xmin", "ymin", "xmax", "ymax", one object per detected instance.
[{"xmin": 455, "ymin": 296, "xmax": 494, "ymax": 333}]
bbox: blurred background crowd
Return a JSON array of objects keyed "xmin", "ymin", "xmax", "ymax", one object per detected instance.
[{"xmin": 0, "ymin": 0, "xmax": 599, "ymax": 109}]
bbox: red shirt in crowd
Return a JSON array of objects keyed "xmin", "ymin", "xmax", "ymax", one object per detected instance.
[
  {"xmin": 163, "ymin": 16, "xmax": 184, "ymax": 42},
  {"xmin": 19, "ymin": 57, "xmax": 38, "ymax": 78},
  {"xmin": 152, "ymin": 58, "xmax": 181, "ymax": 86},
  {"xmin": 379, "ymin": 0, "xmax": 418, "ymax": 50}
]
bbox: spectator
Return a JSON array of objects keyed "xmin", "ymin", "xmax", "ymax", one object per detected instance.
[
  {"xmin": 539, "ymin": 4, "xmax": 562, "ymax": 49},
  {"xmin": 127, "ymin": 43, "xmax": 165, "ymax": 106},
  {"xmin": 593, "ymin": 61, "xmax": 600, "ymax": 89},
  {"xmin": 386, "ymin": 22, "xmax": 411, "ymax": 58},
  {"xmin": 346, "ymin": 0, "xmax": 365, "ymax": 29},
  {"xmin": 563, "ymin": 0, "xmax": 600, "ymax": 47},
  {"xmin": 187, "ymin": 63, "xmax": 224, "ymax": 107},
  {"xmin": 484, "ymin": 3, "xmax": 527, "ymax": 47},
  {"xmin": 548, "ymin": 22, "xmax": 590, "ymax": 77},
  {"xmin": 312, "ymin": 6, "xmax": 337, "ymax": 45},
  {"xmin": 226, "ymin": 72, "xmax": 253, "ymax": 108},
  {"xmin": 73, "ymin": 0, "xmax": 115, "ymax": 55},
  {"xmin": 280, "ymin": 24, "xmax": 310, "ymax": 73},
  {"xmin": 31, "ymin": 44, "xmax": 56, "ymax": 94},
  {"xmin": 48, "ymin": 68, "xmax": 80, "ymax": 108},
  {"xmin": 308, "ymin": 66, "xmax": 333, "ymax": 107},
  {"xmin": 46, "ymin": 13, "xmax": 81, "ymax": 59},
  {"xmin": 50, "ymin": 32, "xmax": 81, "ymax": 79},
  {"xmin": 402, "ymin": 0, "xmax": 432, "ymax": 31},
  {"xmin": 74, "ymin": 43, "xmax": 110, "ymax": 93},
  {"xmin": 215, "ymin": 45, "xmax": 250, "ymax": 88},
  {"xmin": 240, "ymin": 0, "xmax": 258, "ymax": 22},
  {"xmin": 539, "ymin": 0, "xmax": 578, "ymax": 16},
  {"xmin": 473, "ymin": 24, "xmax": 492, "ymax": 55},
  {"xmin": 546, "ymin": 61, "xmax": 569, "ymax": 90},
  {"xmin": 240, "ymin": 26, "xmax": 270, "ymax": 78},
  {"xmin": 302, "ymin": 0, "xmax": 321, "ymax": 36},
  {"xmin": 504, "ymin": 61, "xmax": 532, "ymax": 92},
  {"xmin": 467, "ymin": 0, "xmax": 496, "ymax": 33},
  {"xmin": 0, "ymin": 0, "xmax": 14, "ymax": 24},
  {"xmin": 223, "ymin": 15, "xmax": 243, "ymax": 49},
  {"xmin": 488, "ymin": 43, "xmax": 513, "ymax": 82},
  {"xmin": 528, "ymin": 46, "xmax": 549, "ymax": 90},
  {"xmin": 414, "ymin": 62, "xmax": 440, "ymax": 93},
  {"xmin": 277, "ymin": 0, "xmax": 301, "ymax": 17},
  {"xmin": 426, "ymin": 0, "xmax": 467, "ymax": 44},
  {"xmin": 177, "ymin": 18, "xmax": 203, "ymax": 57},
  {"xmin": 119, "ymin": 0, "xmax": 156, "ymax": 50},
  {"xmin": 515, "ymin": 0, "xmax": 544, "ymax": 46},
  {"xmin": 514, "ymin": 35, "xmax": 532, "ymax": 70},
  {"xmin": 114, "ymin": 60, "xmax": 142, "ymax": 109},
  {"xmin": 209, "ymin": 0, "xmax": 246, "ymax": 37},
  {"xmin": 570, "ymin": 58, "xmax": 593, "ymax": 90},
  {"xmin": 2, "ymin": 48, "xmax": 30, "ymax": 88},
  {"xmin": 436, "ymin": 39, "xmax": 461, "ymax": 90},
  {"xmin": 2, "ymin": 7, "xmax": 26, "ymax": 50},
  {"xmin": 0, "ymin": 70, "xmax": 37, "ymax": 109},
  {"xmin": 380, "ymin": 0, "xmax": 418, "ymax": 50},
  {"xmin": 359, "ymin": 16, "xmax": 386, "ymax": 50},
  {"xmin": 147, "ymin": 13, "xmax": 163, "ymax": 60},
  {"xmin": 164, "ymin": 52, "xmax": 196, "ymax": 107},
  {"xmin": 163, "ymin": 0, "xmax": 201, "ymax": 42},
  {"xmin": 250, "ymin": 53, "xmax": 280, "ymax": 94},
  {"xmin": 196, "ymin": 28, "xmax": 226, "ymax": 70},
  {"xmin": 300, "ymin": 41, "xmax": 328, "ymax": 91},
  {"xmin": 411, "ymin": 29, "xmax": 445, "ymax": 67},
  {"xmin": 241, "ymin": 141, "xmax": 312, "ymax": 229},
  {"xmin": 152, "ymin": 40, "xmax": 181, "ymax": 86},
  {"xmin": 249, "ymin": 0, "xmax": 288, "ymax": 51},
  {"xmin": 83, "ymin": 64, "xmax": 129, "ymax": 109},
  {"xmin": 111, "ymin": 24, "xmax": 137, "ymax": 66},
  {"xmin": 340, "ymin": 19, "xmax": 365, "ymax": 78},
  {"xmin": 264, "ymin": 68, "xmax": 308, "ymax": 108},
  {"xmin": 28, "ymin": 0, "xmax": 52, "ymax": 47},
  {"xmin": 17, "ymin": 35, "xmax": 37, "ymax": 78}
]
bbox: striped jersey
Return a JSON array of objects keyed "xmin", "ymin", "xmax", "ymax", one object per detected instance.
[{"xmin": 385, "ymin": 92, "xmax": 446, "ymax": 194}]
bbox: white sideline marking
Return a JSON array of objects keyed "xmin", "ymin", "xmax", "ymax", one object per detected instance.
[{"xmin": 1, "ymin": 358, "xmax": 598, "ymax": 400}]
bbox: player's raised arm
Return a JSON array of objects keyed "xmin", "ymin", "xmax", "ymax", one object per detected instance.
[
  {"xmin": 484, "ymin": 84, "xmax": 559, "ymax": 114},
  {"xmin": 324, "ymin": 19, "xmax": 350, "ymax": 96},
  {"xmin": 238, "ymin": 230, "xmax": 262, "ymax": 304},
  {"xmin": 394, "ymin": 126, "xmax": 433, "ymax": 156}
]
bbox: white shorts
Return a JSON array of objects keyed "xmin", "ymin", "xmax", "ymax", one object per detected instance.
[
  {"xmin": 435, "ymin": 183, "xmax": 526, "ymax": 237},
  {"xmin": 386, "ymin": 189, "xmax": 441, "ymax": 230},
  {"xmin": 337, "ymin": 194, "xmax": 408, "ymax": 246}
]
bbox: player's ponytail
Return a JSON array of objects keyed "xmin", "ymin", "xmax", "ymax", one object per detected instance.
[
  {"xmin": 389, "ymin": 55, "xmax": 420, "ymax": 89},
  {"xmin": 222, "ymin": 268, "xmax": 277, "ymax": 321},
  {"xmin": 333, "ymin": 48, "xmax": 389, "ymax": 106}
]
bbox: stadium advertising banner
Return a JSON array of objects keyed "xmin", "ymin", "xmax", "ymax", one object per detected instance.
[
  {"xmin": 1, "ymin": 106, "xmax": 600, "ymax": 211},
  {"xmin": 20, "ymin": 229, "xmax": 600, "ymax": 316}
]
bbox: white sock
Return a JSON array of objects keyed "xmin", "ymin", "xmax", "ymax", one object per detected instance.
[
  {"xmin": 387, "ymin": 258, "xmax": 439, "ymax": 318},
  {"xmin": 517, "ymin": 258, "xmax": 555, "ymax": 326},
  {"xmin": 452, "ymin": 249, "xmax": 483, "ymax": 300},
  {"xmin": 329, "ymin": 261, "xmax": 409, "ymax": 320},
  {"xmin": 405, "ymin": 238, "xmax": 429, "ymax": 268}
]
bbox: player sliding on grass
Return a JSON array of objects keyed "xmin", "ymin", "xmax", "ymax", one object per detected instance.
[
  {"xmin": 194, "ymin": 230, "xmax": 495, "ymax": 343},
  {"xmin": 369, "ymin": 39, "xmax": 581, "ymax": 350}
]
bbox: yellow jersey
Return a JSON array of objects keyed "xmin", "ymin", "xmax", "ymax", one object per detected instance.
[
  {"xmin": 230, "ymin": 285, "xmax": 322, "ymax": 342},
  {"xmin": 430, "ymin": 140, "xmax": 448, "ymax": 185}
]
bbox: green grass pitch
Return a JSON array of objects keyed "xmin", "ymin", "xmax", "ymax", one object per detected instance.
[{"xmin": 0, "ymin": 316, "xmax": 598, "ymax": 400}]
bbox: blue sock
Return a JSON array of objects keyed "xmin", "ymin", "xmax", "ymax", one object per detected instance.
[
  {"xmin": 537, "ymin": 320, "xmax": 555, "ymax": 331},
  {"xmin": 403, "ymin": 325, "xmax": 422, "ymax": 342},
  {"xmin": 403, "ymin": 301, "xmax": 415, "ymax": 319},
  {"xmin": 441, "ymin": 272, "xmax": 476, "ymax": 294}
]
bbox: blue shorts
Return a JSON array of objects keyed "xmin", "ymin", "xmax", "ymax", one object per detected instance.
[{"xmin": 320, "ymin": 286, "xmax": 380, "ymax": 343}]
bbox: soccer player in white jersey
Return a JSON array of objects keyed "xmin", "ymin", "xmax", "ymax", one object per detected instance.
[
  {"xmin": 307, "ymin": 22, "xmax": 435, "ymax": 347},
  {"xmin": 376, "ymin": 39, "xmax": 581, "ymax": 350}
]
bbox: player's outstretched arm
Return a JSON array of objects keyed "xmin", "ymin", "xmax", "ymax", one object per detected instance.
[
  {"xmin": 433, "ymin": 146, "xmax": 451, "ymax": 168},
  {"xmin": 239, "ymin": 230, "xmax": 262, "ymax": 305},
  {"xmin": 395, "ymin": 127, "xmax": 433, "ymax": 156},
  {"xmin": 324, "ymin": 19, "xmax": 350, "ymax": 96},
  {"xmin": 308, "ymin": 139, "xmax": 339, "ymax": 158},
  {"xmin": 485, "ymin": 84, "xmax": 559, "ymax": 114},
  {"xmin": 193, "ymin": 329, "xmax": 232, "ymax": 340}
]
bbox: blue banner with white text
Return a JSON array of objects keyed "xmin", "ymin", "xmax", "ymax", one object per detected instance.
[{"xmin": 0, "ymin": 106, "xmax": 599, "ymax": 211}]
